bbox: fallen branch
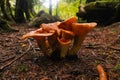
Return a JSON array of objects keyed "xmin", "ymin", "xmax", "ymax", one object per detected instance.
[
  {"xmin": 97, "ymin": 64, "xmax": 107, "ymax": 80},
  {"xmin": 0, "ymin": 40, "xmax": 32, "ymax": 71}
]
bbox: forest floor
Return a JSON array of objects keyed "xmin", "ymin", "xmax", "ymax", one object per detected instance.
[{"xmin": 0, "ymin": 22, "xmax": 120, "ymax": 80}]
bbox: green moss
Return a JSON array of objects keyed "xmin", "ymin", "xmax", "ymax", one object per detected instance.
[
  {"xmin": 15, "ymin": 64, "xmax": 28, "ymax": 72},
  {"xmin": 113, "ymin": 63, "xmax": 120, "ymax": 71}
]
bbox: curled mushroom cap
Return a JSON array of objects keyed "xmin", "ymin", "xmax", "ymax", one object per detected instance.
[
  {"xmin": 72, "ymin": 22, "xmax": 97, "ymax": 36},
  {"xmin": 41, "ymin": 21, "xmax": 61, "ymax": 35},
  {"xmin": 58, "ymin": 17, "xmax": 77, "ymax": 31},
  {"xmin": 22, "ymin": 22, "xmax": 61, "ymax": 40},
  {"xmin": 22, "ymin": 28, "xmax": 54, "ymax": 40}
]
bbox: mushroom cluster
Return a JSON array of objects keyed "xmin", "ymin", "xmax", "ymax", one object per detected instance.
[{"xmin": 22, "ymin": 17, "xmax": 97, "ymax": 58}]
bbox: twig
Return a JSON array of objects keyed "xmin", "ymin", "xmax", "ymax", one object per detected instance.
[
  {"xmin": 30, "ymin": 42, "xmax": 37, "ymax": 53},
  {"xmin": 0, "ymin": 40, "xmax": 32, "ymax": 71},
  {"xmin": 83, "ymin": 44, "xmax": 104, "ymax": 49},
  {"xmin": 91, "ymin": 51, "xmax": 96, "ymax": 56},
  {"xmin": 0, "ymin": 55, "xmax": 15, "ymax": 63},
  {"xmin": 107, "ymin": 46, "xmax": 120, "ymax": 51}
]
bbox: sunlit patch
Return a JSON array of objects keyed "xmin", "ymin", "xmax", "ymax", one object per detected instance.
[{"xmin": 42, "ymin": 0, "xmax": 60, "ymax": 8}]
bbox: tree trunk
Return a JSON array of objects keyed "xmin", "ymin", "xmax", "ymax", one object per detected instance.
[
  {"xmin": 0, "ymin": 0, "xmax": 11, "ymax": 20},
  {"xmin": 49, "ymin": 0, "xmax": 52, "ymax": 15},
  {"xmin": 6, "ymin": 0, "xmax": 15, "ymax": 20},
  {"xmin": 15, "ymin": 0, "xmax": 30, "ymax": 23},
  {"xmin": 56, "ymin": 0, "xmax": 59, "ymax": 16},
  {"xmin": 86, "ymin": 0, "xmax": 96, "ymax": 3},
  {"xmin": 28, "ymin": 0, "xmax": 36, "ymax": 18}
]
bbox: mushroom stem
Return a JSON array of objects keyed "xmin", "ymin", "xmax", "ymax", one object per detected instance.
[
  {"xmin": 57, "ymin": 37, "xmax": 72, "ymax": 58},
  {"xmin": 68, "ymin": 36, "xmax": 85, "ymax": 56}
]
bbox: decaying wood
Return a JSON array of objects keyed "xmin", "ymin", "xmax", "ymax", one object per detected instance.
[
  {"xmin": 28, "ymin": 10, "xmax": 62, "ymax": 27},
  {"xmin": 76, "ymin": 1, "xmax": 120, "ymax": 25}
]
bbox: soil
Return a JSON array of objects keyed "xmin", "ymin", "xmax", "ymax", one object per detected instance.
[{"xmin": 0, "ymin": 22, "xmax": 120, "ymax": 80}]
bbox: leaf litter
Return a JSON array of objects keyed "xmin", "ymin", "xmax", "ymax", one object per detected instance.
[{"xmin": 0, "ymin": 22, "xmax": 120, "ymax": 79}]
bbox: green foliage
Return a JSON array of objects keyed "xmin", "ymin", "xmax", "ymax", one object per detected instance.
[
  {"xmin": 7, "ymin": 0, "xmax": 120, "ymax": 20},
  {"xmin": 55, "ymin": 0, "xmax": 79, "ymax": 19}
]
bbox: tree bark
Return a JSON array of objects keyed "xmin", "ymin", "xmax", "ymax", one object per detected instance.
[
  {"xmin": 6, "ymin": 0, "xmax": 15, "ymax": 20},
  {"xmin": 49, "ymin": 0, "xmax": 52, "ymax": 15},
  {"xmin": 86, "ymin": 0, "xmax": 96, "ymax": 3},
  {"xmin": 56, "ymin": 0, "xmax": 59, "ymax": 16},
  {"xmin": 0, "ymin": 0, "xmax": 11, "ymax": 20},
  {"xmin": 15, "ymin": 0, "xmax": 30, "ymax": 23}
]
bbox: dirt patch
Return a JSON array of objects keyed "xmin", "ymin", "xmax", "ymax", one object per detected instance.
[{"xmin": 0, "ymin": 22, "xmax": 120, "ymax": 79}]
